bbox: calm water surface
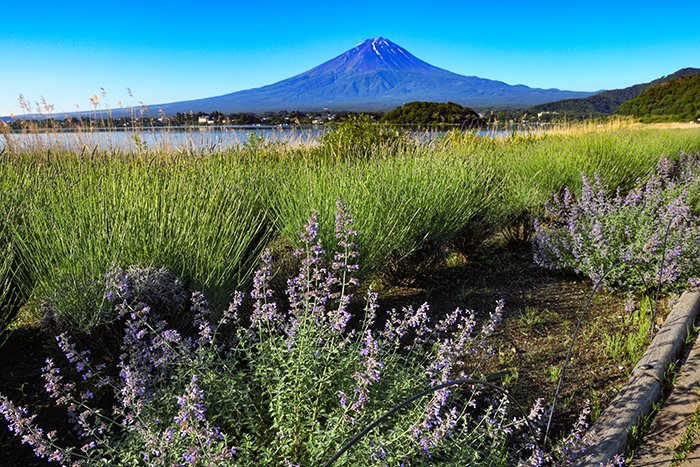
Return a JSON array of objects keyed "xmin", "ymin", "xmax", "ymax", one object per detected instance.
[{"xmin": 1, "ymin": 125, "xmax": 534, "ymax": 152}]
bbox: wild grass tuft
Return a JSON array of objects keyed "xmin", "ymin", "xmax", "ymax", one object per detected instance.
[{"xmin": 7, "ymin": 152, "xmax": 271, "ymax": 333}]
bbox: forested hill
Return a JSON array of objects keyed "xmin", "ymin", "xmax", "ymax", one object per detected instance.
[
  {"xmin": 380, "ymin": 101, "xmax": 485, "ymax": 127},
  {"xmin": 529, "ymin": 68, "xmax": 700, "ymax": 117},
  {"xmin": 616, "ymin": 74, "xmax": 700, "ymax": 122}
]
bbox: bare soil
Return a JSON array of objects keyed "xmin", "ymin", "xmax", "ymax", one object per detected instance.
[{"xmin": 379, "ymin": 238, "xmax": 664, "ymax": 437}]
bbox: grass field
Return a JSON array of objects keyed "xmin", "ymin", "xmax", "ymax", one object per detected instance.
[
  {"xmin": 1, "ymin": 124, "xmax": 699, "ymax": 333},
  {"xmin": 1, "ymin": 121, "xmax": 700, "ymax": 464}
]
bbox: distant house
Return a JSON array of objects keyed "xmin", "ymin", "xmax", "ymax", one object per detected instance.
[{"xmin": 198, "ymin": 115, "xmax": 215, "ymax": 125}]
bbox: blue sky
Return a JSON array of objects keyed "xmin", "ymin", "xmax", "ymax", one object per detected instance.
[{"xmin": 2, "ymin": 0, "xmax": 699, "ymax": 116}]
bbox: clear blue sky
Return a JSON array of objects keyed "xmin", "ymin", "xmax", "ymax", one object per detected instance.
[{"xmin": 2, "ymin": 0, "xmax": 698, "ymax": 116}]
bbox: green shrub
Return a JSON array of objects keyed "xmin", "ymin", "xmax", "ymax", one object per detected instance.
[
  {"xmin": 321, "ymin": 114, "xmax": 409, "ymax": 160},
  {"xmin": 13, "ymin": 153, "xmax": 271, "ymax": 332}
]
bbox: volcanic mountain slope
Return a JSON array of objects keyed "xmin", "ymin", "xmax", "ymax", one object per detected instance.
[{"xmin": 152, "ymin": 38, "xmax": 593, "ymax": 114}]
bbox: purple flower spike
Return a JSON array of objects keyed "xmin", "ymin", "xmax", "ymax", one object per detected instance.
[{"xmin": 300, "ymin": 209, "xmax": 320, "ymax": 244}]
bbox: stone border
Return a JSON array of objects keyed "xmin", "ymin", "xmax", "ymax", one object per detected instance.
[
  {"xmin": 575, "ymin": 290, "xmax": 700, "ymax": 466},
  {"xmin": 630, "ymin": 323, "xmax": 700, "ymax": 465}
]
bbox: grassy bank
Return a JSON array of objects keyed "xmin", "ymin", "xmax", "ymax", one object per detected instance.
[
  {"xmin": 1, "ymin": 123, "xmax": 699, "ymax": 464},
  {"xmin": 1, "ymin": 125, "xmax": 699, "ymax": 333}
]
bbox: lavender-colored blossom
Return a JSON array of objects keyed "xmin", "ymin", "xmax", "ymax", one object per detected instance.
[
  {"xmin": 369, "ymin": 439, "xmax": 387, "ymax": 461},
  {"xmin": 250, "ymin": 250, "xmax": 277, "ymax": 331},
  {"xmin": 556, "ymin": 403, "xmax": 592, "ymax": 460},
  {"xmin": 190, "ymin": 291, "xmax": 215, "ymax": 348},
  {"xmin": 0, "ymin": 395, "xmax": 64, "ymax": 461},
  {"xmin": 300, "ymin": 209, "xmax": 319, "ymax": 244},
  {"xmin": 103, "ymin": 265, "xmax": 129, "ymax": 302},
  {"xmin": 411, "ymin": 400, "xmax": 458, "ymax": 455},
  {"xmin": 353, "ymin": 330, "xmax": 384, "ymax": 387},
  {"xmin": 175, "ymin": 375, "xmax": 206, "ymax": 430},
  {"xmin": 183, "ymin": 448, "xmax": 198, "ymax": 464},
  {"xmin": 328, "ymin": 295, "xmax": 352, "ymax": 333},
  {"xmin": 381, "ymin": 302, "xmax": 431, "ymax": 348},
  {"xmin": 338, "ymin": 391, "xmax": 348, "ymax": 408},
  {"xmin": 527, "ymin": 398, "xmax": 546, "ymax": 424},
  {"xmin": 481, "ymin": 299, "xmax": 505, "ymax": 337},
  {"xmin": 220, "ymin": 290, "xmax": 244, "ymax": 327},
  {"xmin": 527, "ymin": 446, "xmax": 546, "ymax": 467},
  {"xmin": 332, "ymin": 197, "xmax": 360, "ymax": 277},
  {"xmin": 42, "ymin": 359, "xmax": 63, "ymax": 399},
  {"xmin": 250, "ymin": 275, "xmax": 280, "ymax": 331},
  {"xmin": 602, "ymin": 454, "xmax": 626, "ymax": 466},
  {"xmin": 170, "ymin": 375, "xmax": 234, "ymax": 464},
  {"xmin": 534, "ymin": 156, "xmax": 700, "ymax": 291}
]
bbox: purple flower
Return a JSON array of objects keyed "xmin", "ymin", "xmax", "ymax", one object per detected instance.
[
  {"xmin": 0, "ymin": 394, "xmax": 63, "ymax": 461},
  {"xmin": 533, "ymin": 156, "xmax": 700, "ymax": 291},
  {"xmin": 338, "ymin": 391, "xmax": 348, "ymax": 408},
  {"xmin": 175, "ymin": 375, "xmax": 207, "ymax": 432},
  {"xmin": 300, "ymin": 209, "xmax": 319, "ymax": 244},
  {"xmin": 481, "ymin": 299, "xmax": 505, "ymax": 337},
  {"xmin": 220, "ymin": 290, "xmax": 244, "ymax": 327}
]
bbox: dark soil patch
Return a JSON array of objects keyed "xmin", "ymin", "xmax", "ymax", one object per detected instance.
[{"xmin": 378, "ymin": 238, "xmax": 666, "ymax": 441}]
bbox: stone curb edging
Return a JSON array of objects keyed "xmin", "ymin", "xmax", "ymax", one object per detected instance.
[
  {"xmin": 630, "ymin": 320, "xmax": 700, "ymax": 465},
  {"xmin": 575, "ymin": 290, "xmax": 700, "ymax": 466}
]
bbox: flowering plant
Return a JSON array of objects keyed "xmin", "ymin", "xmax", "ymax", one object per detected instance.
[
  {"xmin": 534, "ymin": 155, "xmax": 700, "ymax": 291},
  {"xmin": 2, "ymin": 199, "xmax": 591, "ymax": 465}
]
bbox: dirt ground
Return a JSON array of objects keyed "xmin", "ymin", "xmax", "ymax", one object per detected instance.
[{"xmin": 378, "ymin": 238, "xmax": 659, "ymax": 438}]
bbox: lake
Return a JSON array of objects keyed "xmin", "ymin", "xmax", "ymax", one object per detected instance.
[{"xmin": 0, "ymin": 125, "xmax": 535, "ymax": 152}]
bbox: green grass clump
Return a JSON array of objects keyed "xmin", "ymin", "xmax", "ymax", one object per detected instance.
[
  {"xmin": 7, "ymin": 152, "xmax": 271, "ymax": 332},
  {"xmin": 266, "ymin": 148, "xmax": 497, "ymax": 278},
  {"xmin": 0, "ymin": 161, "xmax": 32, "ymax": 341}
]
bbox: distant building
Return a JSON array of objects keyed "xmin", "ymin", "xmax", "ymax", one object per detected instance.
[{"xmin": 198, "ymin": 115, "xmax": 215, "ymax": 125}]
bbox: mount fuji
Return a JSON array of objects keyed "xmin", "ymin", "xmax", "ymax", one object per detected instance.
[{"xmin": 150, "ymin": 38, "xmax": 594, "ymax": 114}]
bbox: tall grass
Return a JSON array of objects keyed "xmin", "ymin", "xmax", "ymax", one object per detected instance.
[
  {"xmin": 6, "ymin": 151, "xmax": 271, "ymax": 332},
  {"xmin": 0, "ymin": 160, "xmax": 31, "ymax": 340},
  {"xmin": 265, "ymin": 146, "xmax": 498, "ymax": 278},
  {"xmin": 1, "ymin": 123, "xmax": 699, "ymax": 335}
]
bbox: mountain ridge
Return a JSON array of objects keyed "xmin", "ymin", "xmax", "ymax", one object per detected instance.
[
  {"xmin": 529, "ymin": 67, "xmax": 700, "ymax": 116},
  {"xmin": 616, "ymin": 74, "xmax": 700, "ymax": 122},
  {"xmin": 3, "ymin": 38, "xmax": 611, "ymax": 119}
]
